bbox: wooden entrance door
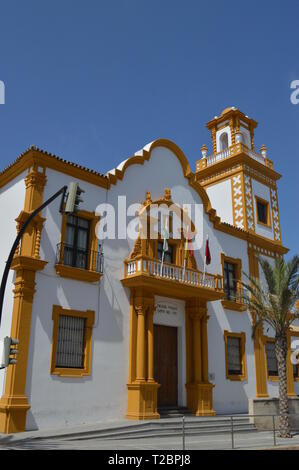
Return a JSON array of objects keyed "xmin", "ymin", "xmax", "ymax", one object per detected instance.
[{"xmin": 154, "ymin": 324, "xmax": 178, "ymax": 407}]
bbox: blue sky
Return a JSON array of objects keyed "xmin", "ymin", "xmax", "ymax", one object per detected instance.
[{"xmin": 0, "ymin": 0, "xmax": 298, "ymax": 256}]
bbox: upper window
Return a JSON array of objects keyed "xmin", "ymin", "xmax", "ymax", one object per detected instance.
[
  {"xmin": 64, "ymin": 215, "xmax": 90, "ymax": 269},
  {"xmin": 224, "ymin": 262, "xmax": 237, "ymax": 301},
  {"xmin": 221, "ymin": 255, "xmax": 244, "ymax": 311},
  {"xmin": 265, "ymin": 341, "xmax": 278, "ymax": 378},
  {"xmin": 220, "ymin": 132, "xmax": 229, "ymax": 151},
  {"xmin": 256, "ymin": 197, "xmax": 270, "ymax": 226},
  {"xmin": 55, "ymin": 210, "xmax": 102, "ymax": 282}
]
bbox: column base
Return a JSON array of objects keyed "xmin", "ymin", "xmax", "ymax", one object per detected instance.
[
  {"xmin": 0, "ymin": 395, "xmax": 30, "ymax": 433},
  {"xmin": 126, "ymin": 381, "xmax": 160, "ymax": 420},
  {"xmin": 256, "ymin": 393, "xmax": 270, "ymax": 398},
  {"xmin": 186, "ymin": 382, "xmax": 216, "ymax": 416}
]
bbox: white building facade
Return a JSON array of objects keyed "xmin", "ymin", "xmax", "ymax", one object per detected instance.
[{"xmin": 0, "ymin": 107, "xmax": 298, "ymax": 433}]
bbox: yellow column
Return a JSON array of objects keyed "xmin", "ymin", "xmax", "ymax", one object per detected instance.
[
  {"xmin": 0, "ymin": 164, "xmax": 47, "ymax": 433},
  {"xmin": 147, "ymin": 305, "xmax": 155, "ymax": 383},
  {"xmin": 286, "ymin": 331, "xmax": 296, "ymax": 397},
  {"xmin": 248, "ymin": 247, "xmax": 268, "ymax": 398},
  {"xmin": 136, "ymin": 304, "xmax": 146, "ymax": 382},
  {"xmin": 201, "ymin": 314, "xmax": 209, "ymax": 383},
  {"xmin": 126, "ymin": 290, "xmax": 159, "ymax": 420},
  {"xmin": 193, "ymin": 314, "xmax": 202, "ymax": 383},
  {"xmin": 185, "ymin": 299, "xmax": 215, "ymax": 417},
  {"xmin": 211, "ymin": 127, "xmax": 217, "ymax": 154}
]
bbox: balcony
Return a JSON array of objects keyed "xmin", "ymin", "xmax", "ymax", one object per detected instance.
[
  {"xmin": 196, "ymin": 142, "xmax": 274, "ymax": 172},
  {"xmin": 222, "ymin": 280, "xmax": 247, "ymax": 312},
  {"xmin": 55, "ymin": 242, "xmax": 103, "ymax": 283},
  {"xmin": 122, "ymin": 257, "xmax": 224, "ymax": 301}
]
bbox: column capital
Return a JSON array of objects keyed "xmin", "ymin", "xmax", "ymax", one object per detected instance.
[{"xmin": 186, "ymin": 298, "xmax": 207, "ymax": 319}]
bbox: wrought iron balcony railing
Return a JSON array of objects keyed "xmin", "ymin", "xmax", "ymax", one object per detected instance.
[
  {"xmin": 56, "ymin": 242, "xmax": 104, "ymax": 274},
  {"xmin": 223, "ymin": 280, "xmax": 248, "ymax": 308}
]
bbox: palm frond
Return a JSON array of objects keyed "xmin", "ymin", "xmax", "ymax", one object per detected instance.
[{"xmin": 258, "ymin": 256, "xmax": 276, "ymax": 294}]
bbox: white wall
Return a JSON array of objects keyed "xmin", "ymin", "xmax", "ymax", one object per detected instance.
[
  {"xmin": 0, "ymin": 173, "xmax": 26, "ymax": 394},
  {"xmin": 206, "ymin": 228, "xmax": 255, "ymax": 413},
  {"xmin": 206, "ymin": 179, "xmax": 233, "ymax": 225}
]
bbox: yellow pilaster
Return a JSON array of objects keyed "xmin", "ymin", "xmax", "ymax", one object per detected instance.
[
  {"xmin": 186, "ymin": 299, "xmax": 215, "ymax": 416},
  {"xmin": 193, "ymin": 314, "xmax": 202, "ymax": 383},
  {"xmin": 287, "ymin": 331, "xmax": 296, "ymax": 397},
  {"xmin": 0, "ymin": 165, "xmax": 47, "ymax": 433},
  {"xmin": 136, "ymin": 304, "xmax": 146, "ymax": 382},
  {"xmin": 126, "ymin": 289, "xmax": 159, "ymax": 420},
  {"xmin": 248, "ymin": 247, "xmax": 268, "ymax": 398},
  {"xmin": 147, "ymin": 306, "xmax": 155, "ymax": 383},
  {"xmin": 201, "ymin": 314, "xmax": 209, "ymax": 383}
]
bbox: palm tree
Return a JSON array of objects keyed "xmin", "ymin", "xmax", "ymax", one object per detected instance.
[{"xmin": 242, "ymin": 255, "xmax": 299, "ymax": 438}]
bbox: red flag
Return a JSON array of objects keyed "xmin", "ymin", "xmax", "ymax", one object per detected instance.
[
  {"xmin": 184, "ymin": 227, "xmax": 194, "ymax": 259},
  {"xmin": 205, "ymin": 236, "xmax": 211, "ymax": 265}
]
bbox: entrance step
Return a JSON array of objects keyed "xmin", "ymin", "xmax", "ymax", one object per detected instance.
[
  {"xmin": 158, "ymin": 407, "xmax": 193, "ymax": 418},
  {"xmin": 62, "ymin": 415, "xmax": 257, "ymax": 442}
]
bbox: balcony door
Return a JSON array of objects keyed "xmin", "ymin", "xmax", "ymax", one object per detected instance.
[
  {"xmin": 154, "ymin": 324, "xmax": 178, "ymax": 407},
  {"xmin": 65, "ymin": 215, "xmax": 90, "ymax": 269}
]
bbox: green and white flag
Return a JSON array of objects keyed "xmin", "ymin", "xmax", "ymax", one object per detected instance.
[
  {"xmin": 160, "ymin": 218, "xmax": 169, "ymax": 276},
  {"xmin": 162, "ymin": 218, "xmax": 169, "ymax": 253}
]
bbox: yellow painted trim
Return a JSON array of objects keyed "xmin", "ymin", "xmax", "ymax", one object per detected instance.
[
  {"xmin": 221, "ymin": 300, "xmax": 247, "ymax": 312},
  {"xmin": 270, "ymin": 187, "xmax": 282, "ymax": 243},
  {"xmin": 0, "ymin": 148, "xmax": 108, "ymax": 190},
  {"xmin": 223, "ymin": 330, "xmax": 247, "ymax": 382},
  {"xmin": 231, "ymin": 173, "xmax": 247, "ymax": 230},
  {"xmin": 287, "ymin": 330, "xmax": 299, "ymax": 393},
  {"xmin": 54, "ymin": 265, "xmax": 101, "ymax": 283},
  {"xmin": 50, "ymin": 305, "xmax": 95, "ymax": 378}
]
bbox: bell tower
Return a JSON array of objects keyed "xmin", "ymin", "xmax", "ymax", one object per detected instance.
[{"xmin": 196, "ymin": 107, "xmax": 282, "ymax": 243}]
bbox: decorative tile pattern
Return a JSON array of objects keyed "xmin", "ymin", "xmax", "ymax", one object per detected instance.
[
  {"xmin": 231, "ymin": 174, "xmax": 245, "ymax": 229},
  {"xmin": 270, "ymin": 188, "xmax": 281, "ymax": 242},
  {"xmin": 244, "ymin": 174, "xmax": 255, "ymax": 231}
]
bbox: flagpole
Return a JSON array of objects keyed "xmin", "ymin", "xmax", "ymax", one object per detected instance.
[
  {"xmin": 160, "ymin": 250, "xmax": 165, "ymax": 277},
  {"xmin": 182, "ymin": 257, "xmax": 186, "ymax": 280}
]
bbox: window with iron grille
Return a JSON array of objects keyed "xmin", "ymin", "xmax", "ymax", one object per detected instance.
[
  {"xmin": 64, "ymin": 215, "xmax": 90, "ymax": 269},
  {"xmin": 55, "ymin": 315, "xmax": 85, "ymax": 369},
  {"xmin": 266, "ymin": 341, "xmax": 278, "ymax": 376},
  {"xmin": 227, "ymin": 336, "xmax": 242, "ymax": 375},
  {"xmin": 224, "ymin": 262, "xmax": 237, "ymax": 301}
]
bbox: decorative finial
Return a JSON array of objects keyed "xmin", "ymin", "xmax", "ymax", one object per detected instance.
[
  {"xmin": 260, "ymin": 144, "xmax": 267, "ymax": 158},
  {"xmin": 201, "ymin": 144, "xmax": 208, "ymax": 159},
  {"xmin": 164, "ymin": 188, "xmax": 171, "ymax": 201},
  {"xmin": 144, "ymin": 190, "xmax": 152, "ymax": 206}
]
